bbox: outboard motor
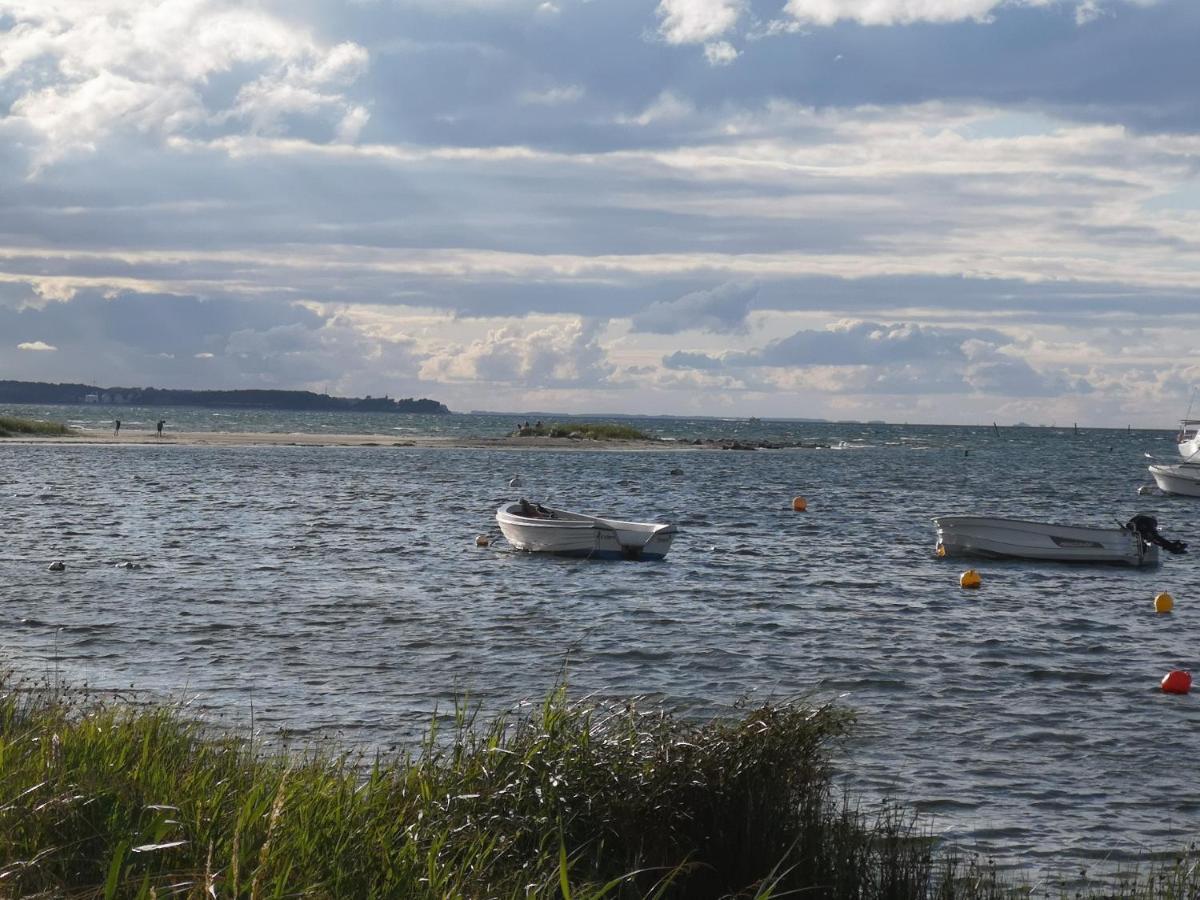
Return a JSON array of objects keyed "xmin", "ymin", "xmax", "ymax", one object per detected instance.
[{"xmin": 1126, "ymin": 515, "xmax": 1188, "ymax": 555}]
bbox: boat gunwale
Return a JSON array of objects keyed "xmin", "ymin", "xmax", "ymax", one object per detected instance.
[
  {"xmin": 497, "ymin": 503, "xmax": 675, "ymax": 535},
  {"xmin": 932, "ymin": 515, "xmax": 1136, "ymax": 535}
]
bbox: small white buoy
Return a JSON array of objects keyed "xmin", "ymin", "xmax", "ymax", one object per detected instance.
[
  {"xmin": 509, "ymin": 475, "xmax": 523, "ymax": 488},
  {"xmin": 47, "ymin": 561, "xmax": 65, "ymax": 572}
]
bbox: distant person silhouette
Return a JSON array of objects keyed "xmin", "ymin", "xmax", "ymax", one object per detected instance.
[
  {"xmin": 114, "ymin": 419, "xmax": 121, "ymax": 437},
  {"xmin": 156, "ymin": 419, "xmax": 164, "ymax": 438}
]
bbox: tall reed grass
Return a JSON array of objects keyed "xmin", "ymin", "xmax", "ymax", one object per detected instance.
[
  {"xmin": 0, "ymin": 669, "xmax": 1196, "ymax": 898},
  {"xmin": 0, "ymin": 415, "xmax": 71, "ymax": 437}
]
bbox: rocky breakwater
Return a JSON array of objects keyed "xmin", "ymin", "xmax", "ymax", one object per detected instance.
[{"xmin": 688, "ymin": 438, "xmax": 830, "ymax": 450}]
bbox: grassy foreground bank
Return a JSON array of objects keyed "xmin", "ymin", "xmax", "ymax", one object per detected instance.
[
  {"xmin": 0, "ymin": 415, "xmax": 71, "ymax": 437},
  {"xmin": 0, "ymin": 671, "xmax": 1196, "ymax": 899}
]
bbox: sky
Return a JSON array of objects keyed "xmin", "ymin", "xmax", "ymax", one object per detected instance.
[{"xmin": 1, "ymin": 0, "xmax": 1199, "ymax": 425}]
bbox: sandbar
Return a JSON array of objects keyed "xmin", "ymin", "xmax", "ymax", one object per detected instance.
[{"xmin": 3, "ymin": 428, "xmax": 714, "ymax": 452}]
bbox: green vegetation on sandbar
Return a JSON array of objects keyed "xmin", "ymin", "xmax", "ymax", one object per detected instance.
[
  {"xmin": 0, "ymin": 415, "xmax": 72, "ymax": 437},
  {"xmin": 516, "ymin": 421, "xmax": 653, "ymax": 440},
  {"xmin": 1, "ymin": 669, "xmax": 1198, "ymax": 898}
]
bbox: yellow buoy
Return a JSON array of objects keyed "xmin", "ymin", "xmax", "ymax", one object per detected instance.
[
  {"xmin": 935, "ymin": 543, "xmax": 946, "ymax": 558},
  {"xmin": 959, "ymin": 569, "xmax": 982, "ymax": 590},
  {"xmin": 792, "ymin": 496, "xmax": 807, "ymax": 512},
  {"xmin": 475, "ymin": 534, "xmax": 490, "ymax": 547},
  {"xmin": 1154, "ymin": 591, "xmax": 1174, "ymax": 614}
]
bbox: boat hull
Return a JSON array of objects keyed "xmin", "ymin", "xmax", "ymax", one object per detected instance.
[
  {"xmin": 496, "ymin": 503, "xmax": 676, "ymax": 560},
  {"xmin": 933, "ymin": 516, "xmax": 1157, "ymax": 566},
  {"xmin": 1149, "ymin": 464, "xmax": 1200, "ymax": 498}
]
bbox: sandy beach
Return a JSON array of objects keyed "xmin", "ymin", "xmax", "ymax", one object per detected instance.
[{"xmin": 4, "ymin": 428, "xmax": 705, "ymax": 451}]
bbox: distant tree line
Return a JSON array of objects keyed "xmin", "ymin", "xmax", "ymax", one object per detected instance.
[{"xmin": 0, "ymin": 380, "xmax": 451, "ymax": 414}]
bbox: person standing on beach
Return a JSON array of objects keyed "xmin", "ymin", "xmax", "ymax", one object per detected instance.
[
  {"xmin": 156, "ymin": 419, "xmax": 164, "ymax": 438},
  {"xmin": 114, "ymin": 419, "xmax": 121, "ymax": 436}
]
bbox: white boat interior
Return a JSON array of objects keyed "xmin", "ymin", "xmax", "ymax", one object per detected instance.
[
  {"xmin": 496, "ymin": 500, "xmax": 677, "ymax": 560},
  {"xmin": 933, "ymin": 515, "xmax": 1185, "ymax": 566},
  {"xmin": 1176, "ymin": 419, "xmax": 1200, "ymax": 460}
]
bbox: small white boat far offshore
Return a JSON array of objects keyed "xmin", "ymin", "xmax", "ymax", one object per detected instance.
[
  {"xmin": 1149, "ymin": 462, "xmax": 1200, "ymax": 498},
  {"xmin": 933, "ymin": 515, "xmax": 1186, "ymax": 567},
  {"xmin": 496, "ymin": 500, "xmax": 677, "ymax": 560}
]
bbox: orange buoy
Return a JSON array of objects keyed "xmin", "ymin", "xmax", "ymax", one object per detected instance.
[
  {"xmin": 1161, "ymin": 670, "xmax": 1192, "ymax": 694},
  {"xmin": 475, "ymin": 534, "xmax": 490, "ymax": 547},
  {"xmin": 959, "ymin": 569, "xmax": 982, "ymax": 589},
  {"xmin": 792, "ymin": 496, "xmax": 807, "ymax": 512},
  {"xmin": 1155, "ymin": 592, "xmax": 1174, "ymax": 614}
]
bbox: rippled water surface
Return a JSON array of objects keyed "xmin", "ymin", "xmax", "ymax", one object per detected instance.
[{"xmin": 3, "ymin": 417, "xmax": 1198, "ymax": 878}]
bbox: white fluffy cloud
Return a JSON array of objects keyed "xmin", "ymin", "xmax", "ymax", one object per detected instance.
[
  {"xmin": 420, "ymin": 318, "xmax": 614, "ymax": 387},
  {"xmin": 0, "ymin": 0, "xmax": 369, "ymax": 167},
  {"xmin": 781, "ymin": 0, "xmax": 1053, "ymax": 27},
  {"xmin": 17, "ymin": 340, "xmax": 58, "ymax": 351},
  {"xmin": 656, "ymin": 0, "xmax": 745, "ymax": 44}
]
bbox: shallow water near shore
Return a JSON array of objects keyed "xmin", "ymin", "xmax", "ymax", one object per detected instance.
[{"xmin": 2, "ymin": 414, "xmax": 1198, "ymax": 880}]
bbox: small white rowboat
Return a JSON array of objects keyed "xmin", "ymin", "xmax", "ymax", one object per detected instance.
[
  {"xmin": 496, "ymin": 500, "xmax": 677, "ymax": 560},
  {"xmin": 933, "ymin": 515, "xmax": 1185, "ymax": 567}
]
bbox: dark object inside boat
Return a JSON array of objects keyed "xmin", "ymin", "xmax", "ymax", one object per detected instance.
[
  {"xmin": 1126, "ymin": 515, "xmax": 1188, "ymax": 554},
  {"xmin": 517, "ymin": 498, "xmax": 555, "ymax": 519}
]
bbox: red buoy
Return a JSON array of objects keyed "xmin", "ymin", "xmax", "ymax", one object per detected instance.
[{"xmin": 1161, "ymin": 670, "xmax": 1192, "ymax": 694}]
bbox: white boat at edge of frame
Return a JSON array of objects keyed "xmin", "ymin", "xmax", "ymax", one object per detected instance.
[
  {"xmin": 1149, "ymin": 462, "xmax": 1200, "ymax": 498},
  {"xmin": 933, "ymin": 515, "xmax": 1167, "ymax": 567},
  {"xmin": 1176, "ymin": 418, "xmax": 1200, "ymax": 460},
  {"xmin": 496, "ymin": 501, "xmax": 677, "ymax": 561}
]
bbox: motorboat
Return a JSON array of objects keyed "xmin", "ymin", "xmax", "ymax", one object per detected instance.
[
  {"xmin": 932, "ymin": 515, "xmax": 1185, "ymax": 566},
  {"xmin": 496, "ymin": 499, "xmax": 677, "ymax": 560},
  {"xmin": 1175, "ymin": 419, "xmax": 1200, "ymax": 460},
  {"xmin": 1149, "ymin": 462, "xmax": 1200, "ymax": 498}
]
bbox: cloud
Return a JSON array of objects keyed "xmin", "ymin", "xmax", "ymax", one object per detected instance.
[
  {"xmin": 746, "ymin": 320, "xmax": 1010, "ymax": 367},
  {"xmin": 631, "ymin": 282, "xmax": 756, "ymax": 334},
  {"xmin": 656, "ymin": 0, "xmax": 745, "ymax": 44},
  {"xmin": 617, "ymin": 90, "xmax": 695, "ymax": 126},
  {"xmin": 0, "ymin": 290, "xmax": 424, "ymax": 395},
  {"xmin": 780, "ymin": 0, "xmax": 1052, "ymax": 27},
  {"xmin": 420, "ymin": 318, "xmax": 614, "ymax": 387},
  {"xmin": 958, "ymin": 339, "xmax": 1091, "ymax": 396},
  {"xmin": 656, "ymin": 318, "xmax": 1108, "ymax": 398},
  {"xmin": 662, "ymin": 350, "xmax": 726, "ymax": 370},
  {"xmin": 519, "ymin": 85, "xmax": 585, "ymax": 106},
  {"xmin": 0, "ymin": 0, "xmax": 369, "ymax": 168},
  {"xmin": 703, "ymin": 40, "xmax": 740, "ymax": 66}
]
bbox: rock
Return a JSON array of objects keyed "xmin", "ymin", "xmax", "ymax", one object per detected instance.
[{"xmin": 47, "ymin": 561, "xmax": 65, "ymax": 572}]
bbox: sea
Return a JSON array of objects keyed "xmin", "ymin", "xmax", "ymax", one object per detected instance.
[{"xmin": 2, "ymin": 403, "xmax": 1198, "ymax": 883}]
